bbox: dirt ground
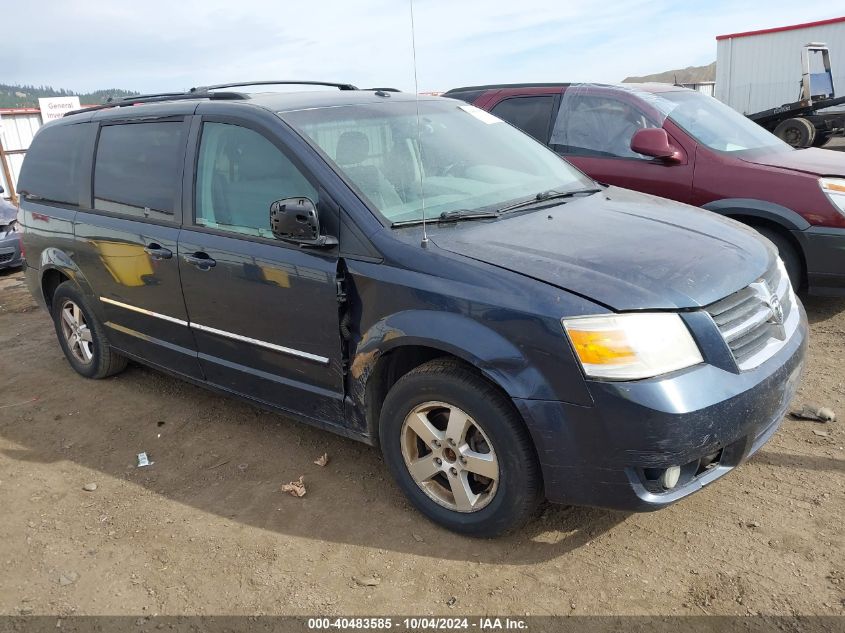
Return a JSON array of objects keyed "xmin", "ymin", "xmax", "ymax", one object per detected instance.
[{"xmin": 0, "ymin": 265, "xmax": 842, "ymax": 618}]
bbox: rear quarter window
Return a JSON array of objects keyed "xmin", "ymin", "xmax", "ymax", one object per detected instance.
[
  {"xmin": 18, "ymin": 123, "xmax": 90, "ymax": 206},
  {"xmin": 94, "ymin": 121, "xmax": 186, "ymax": 220},
  {"xmin": 490, "ymin": 96, "xmax": 555, "ymax": 142}
]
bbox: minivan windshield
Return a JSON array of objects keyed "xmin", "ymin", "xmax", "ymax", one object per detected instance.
[
  {"xmin": 660, "ymin": 91, "xmax": 792, "ymax": 154},
  {"xmin": 282, "ymin": 100, "xmax": 594, "ymax": 224}
]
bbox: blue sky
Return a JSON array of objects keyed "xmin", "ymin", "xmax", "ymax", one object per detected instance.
[{"xmin": 3, "ymin": 1, "xmax": 840, "ymax": 94}]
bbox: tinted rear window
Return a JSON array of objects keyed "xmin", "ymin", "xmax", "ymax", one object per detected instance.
[
  {"xmin": 94, "ymin": 121, "xmax": 185, "ymax": 219},
  {"xmin": 490, "ymin": 96, "xmax": 555, "ymax": 142},
  {"xmin": 18, "ymin": 123, "xmax": 90, "ymax": 205}
]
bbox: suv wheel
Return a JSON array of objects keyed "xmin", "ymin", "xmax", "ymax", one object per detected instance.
[
  {"xmin": 379, "ymin": 359, "xmax": 542, "ymax": 537},
  {"xmin": 754, "ymin": 226, "xmax": 803, "ymax": 291},
  {"xmin": 52, "ymin": 282, "xmax": 128, "ymax": 379}
]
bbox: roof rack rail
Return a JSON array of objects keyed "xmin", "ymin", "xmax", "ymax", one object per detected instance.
[
  {"xmin": 114, "ymin": 91, "xmax": 185, "ymax": 101},
  {"xmin": 65, "ymin": 91, "xmax": 247, "ymax": 117},
  {"xmin": 190, "ymin": 80, "xmax": 358, "ymax": 92},
  {"xmin": 62, "ymin": 80, "xmax": 358, "ymax": 118}
]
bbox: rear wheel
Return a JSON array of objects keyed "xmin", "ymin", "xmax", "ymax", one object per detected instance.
[
  {"xmin": 812, "ymin": 131, "xmax": 833, "ymax": 148},
  {"xmin": 753, "ymin": 226, "xmax": 803, "ymax": 291},
  {"xmin": 52, "ymin": 282, "xmax": 127, "ymax": 379},
  {"xmin": 379, "ymin": 359, "xmax": 542, "ymax": 537},
  {"xmin": 773, "ymin": 118, "xmax": 816, "ymax": 148}
]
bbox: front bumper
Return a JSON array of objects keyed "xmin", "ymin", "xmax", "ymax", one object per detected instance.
[
  {"xmin": 0, "ymin": 233, "xmax": 22, "ymax": 270},
  {"xmin": 793, "ymin": 225, "xmax": 845, "ymax": 296},
  {"xmin": 515, "ymin": 303, "xmax": 808, "ymax": 511}
]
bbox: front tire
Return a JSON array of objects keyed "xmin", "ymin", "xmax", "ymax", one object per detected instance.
[
  {"xmin": 379, "ymin": 359, "xmax": 542, "ymax": 537},
  {"xmin": 754, "ymin": 226, "xmax": 803, "ymax": 291},
  {"xmin": 51, "ymin": 282, "xmax": 127, "ymax": 379}
]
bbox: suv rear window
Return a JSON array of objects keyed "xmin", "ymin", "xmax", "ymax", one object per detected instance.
[
  {"xmin": 18, "ymin": 123, "xmax": 90, "ymax": 206},
  {"xmin": 490, "ymin": 96, "xmax": 555, "ymax": 142},
  {"xmin": 94, "ymin": 122, "xmax": 186, "ymax": 219}
]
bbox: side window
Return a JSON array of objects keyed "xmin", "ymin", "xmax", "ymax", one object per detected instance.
[
  {"xmin": 18, "ymin": 123, "xmax": 89, "ymax": 205},
  {"xmin": 490, "ymin": 96, "xmax": 555, "ymax": 142},
  {"xmin": 94, "ymin": 121, "xmax": 186, "ymax": 219},
  {"xmin": 550, "ymin": 95, "xmax": 657, "ymax": 158},
  {"xmin": 195, "ymin": 122, "xmax": 317, "ymax": 238}
]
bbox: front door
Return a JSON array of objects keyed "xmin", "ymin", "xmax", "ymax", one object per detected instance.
[
  {"xmin": 548, "ymin": 89, "xmax": 695, "ymax": 204},
  {"xmin": 177, "ymin": 117, "xmax": 345, "ymax": 423}
]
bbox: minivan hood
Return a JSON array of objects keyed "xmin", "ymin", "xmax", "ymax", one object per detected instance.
[
  {"xmin": 740, "ymin": 147, "xmax": 845, "ymax": 176},
  {"xmin": 431, "ymin": 187, "xmax": 774, "ymax": 311}
]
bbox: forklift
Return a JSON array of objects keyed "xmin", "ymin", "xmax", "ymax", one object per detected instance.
[{"xmin": 749, "ymin": 43, "xmax": 845, "ymax": 148}]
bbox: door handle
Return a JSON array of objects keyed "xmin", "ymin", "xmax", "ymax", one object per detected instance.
[
  {"xmin": 184, "ymin": 252, "xmax": 216, "ymax": 269},
  {"xmin": 144, "ymin": 243, "xmax": 173, "ymax": 260}
]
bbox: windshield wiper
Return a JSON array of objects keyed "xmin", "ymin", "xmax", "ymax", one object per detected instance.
[
  {"xmin": 392, "ymin": 209, "xmax": 498, "ymax": 227},
  {"xmin": 390, "ymin": 189, "xmax": 601, "ymax": 228},
  {"xmin": 496, "ymin": 187, "xmax": 602, "ymax": 215},
  {"xmin": 438, "ymin": 209, "xmax": 498, "ymax": 222}
]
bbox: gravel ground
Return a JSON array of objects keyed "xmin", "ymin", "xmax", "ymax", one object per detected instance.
[{"xmin": 0, "ymin": 266, "xmax": 842, "ymax": 617}]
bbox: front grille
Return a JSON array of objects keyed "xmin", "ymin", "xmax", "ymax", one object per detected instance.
[
  {"xmin": 0, "ymin": 252, "xmax": 14, "ymax": 263},
  {"xmin": 706, "ymin": 261, "xmax": 797, "ymax": 371}
]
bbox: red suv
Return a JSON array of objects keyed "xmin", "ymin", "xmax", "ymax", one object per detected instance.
[{"xmin": 443, "ymin": 83, "xmax": 845, "ymax": 295}]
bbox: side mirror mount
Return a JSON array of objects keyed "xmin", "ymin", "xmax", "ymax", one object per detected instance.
[
  {"xmin": 630, "ymin": 128, "xmax": 682, "ymax": 162},
  {"xmin": 270, "ymin": 197, "xmax": 338, "ymax": 248}
]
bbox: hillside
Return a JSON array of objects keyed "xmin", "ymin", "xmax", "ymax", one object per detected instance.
[
  {"xmin": 622, "ymin": 61, "xmax": 716, "ymax": 85},
  {"xmin": 0, "ymin": 84, "xmax": 139, "ymax": 109}
]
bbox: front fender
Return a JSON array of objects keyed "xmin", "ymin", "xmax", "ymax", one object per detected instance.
[
  {"xmin": 349, "ymin": 309, "xmax": 565, "ymax": 416},
  {"xmin": 702, "ymin": 198, "xmax": 810, "ymax": 231}
]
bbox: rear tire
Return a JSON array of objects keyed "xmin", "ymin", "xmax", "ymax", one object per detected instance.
[
  {"xmin": 52, "ymin": 282, "xmax": 127, "ymax": 379},
  {"xmin": 754, "ymin": 226, "xmax": 803, "ymax": 291},
  {"xmin": 811, "ymin": 131, "xmax": 832, "ymax": 148},
  {"xmin": 379, "ymin": 359, "xmax": 542, "ymax": 537},
  {"xmin": 773, "ymin": 118, "xmax": 816, "ymax": 148}
]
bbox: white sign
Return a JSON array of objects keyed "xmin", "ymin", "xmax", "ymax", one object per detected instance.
[{"xmin": 38, "ymin": 96, "xmax": 81, "ymax": 123}]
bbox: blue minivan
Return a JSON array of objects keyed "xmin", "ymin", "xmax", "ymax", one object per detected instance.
[{"xmin": 17, "ymin": 83, "xmax": 807, "ymax": 536}]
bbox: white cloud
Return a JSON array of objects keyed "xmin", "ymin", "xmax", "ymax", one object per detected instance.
[{"xmin": 3, "ymin": 0, "xmax": 839, "ymax": 93}]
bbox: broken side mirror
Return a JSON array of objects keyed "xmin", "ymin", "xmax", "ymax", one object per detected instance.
[{"xmin": 270, "ymin": 197, "xmax": 338, "ymax": 248}]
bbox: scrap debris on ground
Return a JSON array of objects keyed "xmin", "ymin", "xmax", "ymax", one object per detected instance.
[
  {"xmin": 282, "ymin": 475, "xmax": 307, "ymax": 497},
  {"xmin": 790, "ymin": 403, "xmax": 837, "ymax": 423}
]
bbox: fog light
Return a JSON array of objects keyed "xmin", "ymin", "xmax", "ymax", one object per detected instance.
[{"xmin": 659, "ymin": 466, "xmax": 681, "ymax": 490}]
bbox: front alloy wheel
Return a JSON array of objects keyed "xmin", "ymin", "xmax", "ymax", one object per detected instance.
[
  {"xmin": 380, "ymin": 359, "xmax": 542, "ymax": 537},
  {"xmin": 401, "ymin": 401, "xmax": 499, "ymax": 512}
]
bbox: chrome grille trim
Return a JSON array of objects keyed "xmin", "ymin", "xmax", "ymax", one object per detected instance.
[{"xmin": 705, "ymin": 261, "xmax": 798, "ymax": 371}]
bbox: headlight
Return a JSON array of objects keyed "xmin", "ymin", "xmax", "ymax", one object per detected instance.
[
  {"xmin": 562, "ymin": 313, "xmax": 703, "ymax": 380},
  {"xmin": 819, "ymin": 177, "xmax": 845, "ymax": 216}
]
